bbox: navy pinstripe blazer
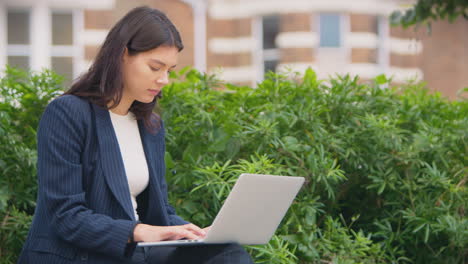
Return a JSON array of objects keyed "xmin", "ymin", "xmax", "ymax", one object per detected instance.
[{"xmin": 17, "ymin": 95, "xmax": 188, "ymax": 264}]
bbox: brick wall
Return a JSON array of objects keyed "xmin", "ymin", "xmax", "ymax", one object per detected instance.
[
  {"xmin": 351, "ymin": 49, "xmax": 377, "ymax": 64},
  {"xmin": 389, "ymin": 26, "xmax": 422, "ymax": 68},
  {"xmin": 149, "ymin": 0, "xmax": 194, "ymax": 68},
  {"xmin": 418, "ymin": 17, "xmax": 468, "ymax": 99},
  {"xmin": 206, "ymin": 17, "xmax": 252, "ymax": 70},
  {"xmin": 279, "ymin": 13, "xmax": 314, "ymax": 65},
  {"xmin": 83, "ymin": 0, "xmax": 194, "ymax": 69},
  {"xmin": 280, "ymin": 12, "xmax": 311, "ymax": 32},
  {"xmin": 80, "ymin": 1, "xmax": 467, "ymax": 99},
  {"xmin": 350, "ymin": 14, "xmax": 378, "ymax": 33},
  {"xmin": 83, "ymin": 9, "xmax": 114, "ymax": 62},
  {"xmin": 350, "ymin": 14, "xmax": 378, "ymax": 64},
  {"xmin": 389, "ymin": 17, "xmax": 468, "ymax": 99}
]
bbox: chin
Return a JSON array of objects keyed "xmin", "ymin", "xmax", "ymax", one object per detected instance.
[{"xmin": 136, "ymin": 97, "xmax": 155, "ymax": 104}]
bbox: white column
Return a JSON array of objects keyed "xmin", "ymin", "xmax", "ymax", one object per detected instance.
[
  {"xmin": 193, "ymin": 0, "xmax": 207, "ymax": 73},
  {"xmin": 73, "ymin": 8, "xmax": 86, "ymax": 78},
  {"xmin": 341, "ymin": 13, "xmax": 351, "ymax": 64},
  {"xmin": 181, "ymin": 0, "xmax": 207, "ymax": 73},
  {"xmin": 0, "ymin": 3, "xmax": 7, "ymax": 74},
  {"xmin": 378, "ymin": 15, "xmax": 389, "ymax": 74},
  {"xmin": 252, "ymin": 16, "xmax": 263, "ymax": 85},
  {"xmin": 30, "ymin": 1, "xmax": 51, "ymax": 71}
]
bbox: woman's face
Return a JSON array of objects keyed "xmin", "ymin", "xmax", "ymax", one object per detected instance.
[{"xmin": 121, "ymin": 45, "xmax": 179, "ymax": 104}]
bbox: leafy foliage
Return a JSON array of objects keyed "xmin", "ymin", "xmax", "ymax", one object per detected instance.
[
  {"xmin": 391, "ymin": 0, "xmax": 468, "ymax": 27},
  {"xmin": 0, "ymin": 67, "xmax": 63, "ymax": 262},
  {"xmin": 0, "ymin": 67, "xmax": 467, "ymax": 263},
  {"xmin": 162, "ymin": 68, "xmax": 467, "ymax": 263}
]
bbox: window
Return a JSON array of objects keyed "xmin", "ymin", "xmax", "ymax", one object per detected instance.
[
  {"xmin": 51, "ymin": 11, "xmax": 75, "ymax": 87},
  {"xmin": 262, "ymin": 15, "xmax": 280, "ymax": 76},
  {"xmin": 319, "ymin": 14, "xmax": 341, "ymax": 47},
  {"xmin": 316, "ymin": 13, "xmax": 348, "ymax": 77},
  {"xmin": 3, "ymin": 6, "xmax": 83, "ymax": 88},
  {"xmin": 7, "ymin": 9, "xmax": 31, "ymax": 69}
]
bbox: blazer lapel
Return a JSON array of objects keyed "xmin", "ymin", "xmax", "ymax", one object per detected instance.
[{"xmin": 92, "ymin": 104, "xmax": 135, "ymax": 221}]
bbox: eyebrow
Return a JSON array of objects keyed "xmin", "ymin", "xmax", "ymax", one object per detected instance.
[{"xmin": 150, "ymin": 59, "xmax": 177, "ymax": 68}]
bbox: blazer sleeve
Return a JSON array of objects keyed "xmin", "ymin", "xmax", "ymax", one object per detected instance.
[
  {"xmin": 159, "ymin": 121, "xmax": 189, "ymax": 226},
  {"xmin": 37, "ymin": 96, "xmax": 137, "ymax": 258}
]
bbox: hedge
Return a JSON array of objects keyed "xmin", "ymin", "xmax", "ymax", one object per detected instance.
[{"xmin": 0, "ymin": 67, "xmax": 466, "ymax": 263}]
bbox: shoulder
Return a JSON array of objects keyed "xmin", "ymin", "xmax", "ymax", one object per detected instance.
[
  {"xmin": 40, "ymin": 94, "xmax": 92, "ymax": 131},
  {"xmin": 48, "ymin": 94, "xmax": 90, "ymax": 111},
  {"xmin": 45, "ymin": 95, "xmax": 91, "ymax": 119}
]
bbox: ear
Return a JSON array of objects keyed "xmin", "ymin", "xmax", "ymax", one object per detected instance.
[{"xmin": 122, "ymin": 47, "xmax": 129, "ymax": 63}]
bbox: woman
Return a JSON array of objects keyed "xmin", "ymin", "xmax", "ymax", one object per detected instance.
[{"xmin": 18, "ymin": 6, "xmax": 253, "ymax": 264}]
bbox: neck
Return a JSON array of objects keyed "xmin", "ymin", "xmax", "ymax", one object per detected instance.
[{"xmin": 109, "ymin": 94, "xmax": 133, "ymax": 116}]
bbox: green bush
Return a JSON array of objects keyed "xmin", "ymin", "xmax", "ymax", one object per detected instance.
[
  {"xmin": 161, "ymin": 69, "xmax": 467, "ymax": 263},
  {"xmin": 0, "ymin": 67, "xmax": 63, "ymax": 263},
  {"xmin": 0, "ymin": 67, "xmax": 466, "ymax": 263}
]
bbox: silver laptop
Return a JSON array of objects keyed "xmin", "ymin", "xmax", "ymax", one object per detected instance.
[{"xmin": 137, "ymin": 173, "xmax": 304, "ymax": 247}]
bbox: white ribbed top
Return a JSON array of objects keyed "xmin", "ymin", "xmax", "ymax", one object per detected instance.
[{"xmin": 109, "ymin": 110, "xmax": 149, "ymax": 220}]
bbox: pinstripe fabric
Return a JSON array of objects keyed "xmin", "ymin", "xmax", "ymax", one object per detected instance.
[{"xmin": 17, "ymin": 95, "xmax": 188, "ymax": 264}]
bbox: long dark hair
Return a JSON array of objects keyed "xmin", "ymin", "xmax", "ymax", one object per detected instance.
[{"xmin": 65, "ymin": 6, "xmax": 183, "ymax": 132}]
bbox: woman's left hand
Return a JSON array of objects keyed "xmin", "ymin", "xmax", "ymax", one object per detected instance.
[{"xmin": 202, "ymin": 226, "xmax": 211, "ymax": 235}]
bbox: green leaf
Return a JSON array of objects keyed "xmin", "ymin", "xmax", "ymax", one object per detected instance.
[
  {"xmin": 0, "ymin": 186, "xmax": 10, "ymax": 211},
  {"xmin": 281, "ymin": 234, "xmax": 300, "ymax": 244},
  {"xmin": 282, "ymin": 136, "xmax": 302, "ymax": 152},
  {"xmin": 413, "ymin": 223, "xmax": 426, "ymax": 233},
  {"xmin": 377, "ymin": 182, "xmax": 386, "ymax": 194},
  {"xmin": 303, "ymin": 68, "xmax": 317, "ymax": 86},
  {"xmin": 164, "ymin": 151, "xmax": 174, "ymax": 169},
  {"xmin": 181, "ymin": 200, "xmax": 199, "ymax": 215},
  {"xmin": 375, "ymin": 74, "xmax": 389, "ymax": 85},
  {"xmin": 225, "ymin": 137, "xmax": 241, "ymax": 159},
  {"xmin": 208, "ymin": 128, "xmax": 230, "ymax": 152}
]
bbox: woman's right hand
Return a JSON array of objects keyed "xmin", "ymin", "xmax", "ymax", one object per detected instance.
[{"xmin": 133, "ymin": 223, "xmax": 206, "ymax": 242}]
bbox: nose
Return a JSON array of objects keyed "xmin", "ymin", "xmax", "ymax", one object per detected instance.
[{"xmin": 157, "ymin": 72, "xmax": 169, "ymax": 85}]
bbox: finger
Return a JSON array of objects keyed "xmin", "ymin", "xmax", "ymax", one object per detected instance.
[
  {"xmin": 158, "ymin": 226, "xmax": 178, "ymax": 241},
  {"xmin": 183, "ymin": 230, "xmax": 199, "ymax": 240},
  {"xmin": 174, "ymin": 227, "xmax": 199, "ymax": 240},
  {"xmin": 184, "ymin": 223, "xmax": 206, "ymax": 237},
  {"xmin": 182, "ymin": 225, "xmax": 204, "ymax": 239},
  {"xmin": 202, "ymin": 226, "xmax": 211, "ymax": 233},
  {"xmin": 166, "ymin": 226, "xmax": 199, "ymax": 241}
]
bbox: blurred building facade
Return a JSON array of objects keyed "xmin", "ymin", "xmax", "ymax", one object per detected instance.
[{"xmin": 1, "ymin": 0, "xmax": 466, "ymax": 99}]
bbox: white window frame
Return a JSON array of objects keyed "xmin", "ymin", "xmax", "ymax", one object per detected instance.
[
  {"xmin": 4, "ymin": 7, "xmax": 33, "ymax": 69},
  {"xmin": 317, "ymin": 13, "xmax": 343, "ymax": 48},
  {"xmin": 316, "ymin": 13, "xmax": 350, "ymax": 56},
  {"xmin": 377, "ymin": 15, "xmax": 389, "ymax": 73},
  {"xmin": 0, "ymin": 0, "xmax": 90, "ymax": 79},
  {"xmin": 252, "ymin": 16, "xmax": 263, "ymax": 84},
  {"xmin": 50, "ymin": 8, "xmax": 85, "ymax": 79},
  {"xmin": 181, "ymin": 0, "xmax": 207, "ymax": 73},
  {"xmin": 314, "ymin": 12, "xmax": 350, "ymax": 76},
  {"xmin": 253, "ymin": 14, "xmax": 281, "ymax": 84}
]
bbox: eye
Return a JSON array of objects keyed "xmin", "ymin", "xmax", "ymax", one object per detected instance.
[{"xmin": 149, "ymin": 66, "xmax": 160, "ymax": 72}]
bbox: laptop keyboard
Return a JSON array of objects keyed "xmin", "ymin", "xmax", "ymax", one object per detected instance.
[{"xmin": 177, "ymin": 239, "xmax": 201, "ymax": 243}]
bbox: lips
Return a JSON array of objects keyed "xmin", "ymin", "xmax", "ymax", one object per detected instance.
[{"xmin": 148, "ymin": 89, "xmax": 160, "ymax": 96}]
